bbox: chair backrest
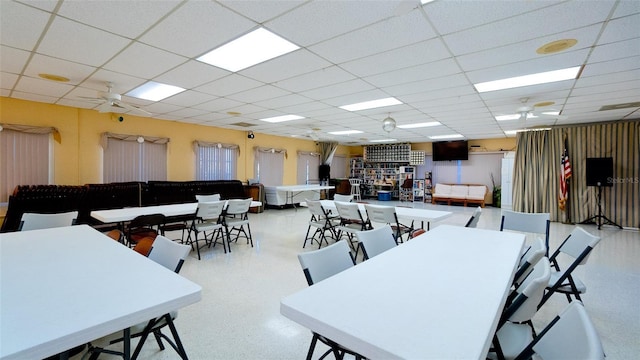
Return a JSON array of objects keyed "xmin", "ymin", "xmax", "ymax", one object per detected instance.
[
  {"xmin": 306, "ymin": 200, "xmax": 328, "ymax": 218},
  {"xmin": 334, "ymin": 201, "xmax": 364, "ymax": 222},
  {"xmin": 333, "ymin": 194, "xmax": 353, "ymax": 202},
  {"xmin": 196, "ymin": 194, "xmax": 221, "ymax": 202},
  {"xmin": 505, "ymin": 257, "xmax": 551, "ymax": 324},
  {"xmin": 196, "ymin": 201, "xmax": 225, "ymax": 221},
  {"xmin": 464, "ymin": 206, "xmax": 482, "ymax": 228},
  {"xmin": 356, "ymin": 225, "xmax": 396, "ymax": 260},
  {"xmin": 298, "ymin": 240, "xmax": 355, "ymax": 286},
  {"xmin": 515, "ymin": 301, "xmax": 605, "ymax": 360},
  {"xmin": 554, "ymin": 226, "xmax": 601, "ymax": 265},
  {"xmin": 349, "ymin": 178, "xmax": 361, "ymax": 185},
  {"xmin": 365, "ymin": 204, "xmax": 397, "ymax": 225},
  {"xmin": 19, "ymin": 211, "xmax": 78, "ymax": 231},
  {"xmin": 147, "ymin": 235, "xmax": 191, "ymax": 273},
  {"xmin": 513, "ymin": 237, "xmax": 547, "ymax": 287},
  {"xmin": 500, "ymin": 210, "xmax": 550, "ymax": 235},
  {"xmin": 225, "ymin": 198, "xmax": 252, "ymax": 215},
  {"xmin": 128, "ymin": 213, "xmax": 166, "ymax": 229}
]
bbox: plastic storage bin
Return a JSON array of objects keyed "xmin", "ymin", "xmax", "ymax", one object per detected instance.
[{"xmin": 378, "ymin": 191, "xmax": 392, "ymax": 201}]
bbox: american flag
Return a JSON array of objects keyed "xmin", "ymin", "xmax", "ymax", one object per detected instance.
[{"xmin": 559, "ymin": 141, "xmax": 572, "ymax": 210}]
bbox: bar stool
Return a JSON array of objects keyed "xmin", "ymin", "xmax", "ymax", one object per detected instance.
[{"xmin": 349, "ymin": 178, "xmax": 362, "ymax": 201}]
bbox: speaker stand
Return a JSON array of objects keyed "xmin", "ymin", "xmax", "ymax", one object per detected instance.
[{"xmin": 580, "ymin": 184, "xmax": 623, "ymax": 230}]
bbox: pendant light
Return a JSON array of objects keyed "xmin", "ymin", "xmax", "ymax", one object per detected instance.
[{"xmin": 382, "ymin": 115, "xmax": 396, "ymax": 132}]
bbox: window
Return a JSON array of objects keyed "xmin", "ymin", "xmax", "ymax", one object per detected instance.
[
  {"xmin": 195, "ymin": 142, "xmax": 238, "ymax": 180},
  {"xmin": 254, "ymin": 148, "xmax": 285, "ymax": 186},
  {"xmin": 297, "ymin": 152, "xmax": 320, "ymax": 184},
  {"xmin": 0, "ymin": 127, "xmax": 53, "ymax": 203},
  {"xmin": 102, "ymin": 134, "xmax": 168, "ymax": 183}
]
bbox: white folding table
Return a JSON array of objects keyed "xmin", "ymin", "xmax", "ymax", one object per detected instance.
[
  {"xmin": 91, "ymin": 201, "xmax": 262, "ymax": 224},
  {"xmin": 0, "ymin": 225, "xmax": 202, "ymax": 360},
  {"xmin": 320, "ymin": 200, "xmax": 452, "ymax": 230},
  {"xmin": 270, "ymin": 185, "xmax": 335, "ymax": 208},
  {"xmin": 280, "ymin": 225, "xmax": 524, "ymax": 359}
]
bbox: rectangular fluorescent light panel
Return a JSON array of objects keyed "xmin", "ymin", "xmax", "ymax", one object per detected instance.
[
  {"xmin": 197, "ymin": 28, "xmax": 299, "ymax": 72},
  {"xmin": 370, "ymin": 139, "xmax": 397, "ymax": 143},
  {"xmin": 259, "ymin": 114, "xmax": 304, "ymax": 123},
  {"xmin": 429, "ymin": 134, "xmax": 464, "ymax": 140},
  {"xmin": 397, "ymin": 121, "xmax": 441, "ymax": 129},
  {"xmin": 127, "ymin": 81, "xmax": 185, "ymax": 101},
  {"xmin": 474, "ymin": 66, "xmax": 581, "ymax": 93},
  {"xmin": 328, "ymin": 130, "xmax": 363, "ymax": 135},
  {"xmin": 339, "ymin": 97, "xmax": 402, "ymax": 111}
]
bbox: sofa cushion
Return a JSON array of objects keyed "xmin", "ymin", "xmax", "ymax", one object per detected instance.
[
  {"xmin": 467, "ymin": 186, "xmax": 486, "ymax": 200},
  {"xmin": 449, "ymin": 185, "xmax": 468, "ymax": 199},
  {"xmin": 434, "ymin": 184, "xmax": 452, "ymax": 196}
]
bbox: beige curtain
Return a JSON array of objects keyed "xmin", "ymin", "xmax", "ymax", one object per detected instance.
[{"xmin": 513, "ymin": 121, "xmax": 639, "ymax": 228}]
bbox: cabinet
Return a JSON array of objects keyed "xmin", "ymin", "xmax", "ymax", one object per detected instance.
[{"xmin": 244, "ymin": 184, "xmax": 264, "ymax": 213}]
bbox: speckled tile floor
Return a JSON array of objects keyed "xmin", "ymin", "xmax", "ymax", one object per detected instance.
[{"xmin": 79, "ymin": 201, "xmax": 639, "ymax": 359}]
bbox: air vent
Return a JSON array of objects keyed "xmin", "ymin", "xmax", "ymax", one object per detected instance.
[
  {"xmin": 230, "ymin": 122, "xmax": 256, "ymax": 127},
  {"xmin": 599, "ymin": 102, "xmax": 640, "ymax": 111}
]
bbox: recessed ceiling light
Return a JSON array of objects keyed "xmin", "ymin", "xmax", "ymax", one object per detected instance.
[
  {"xmin": 328, "ymin": 130, "xmax": 363, "ymax": 135},
  {"xmin": 537, "ymin": 39, "xmax": 578, "ymax": 55},
  {"xmin": 429, "ymin": 134, "xmax": 464, "ymax": 140},
  {"xmin": 197, "ymin": 28, "xmax": 299, "ymax": 72},
  {"xmin": 126, "ymin": 81, "xmax": 185, "ymax": 101},
  {"xmin": 259, "ymin": 114, "xmax": 304, "ymax": 123},
  {"xmin": 397, "ymin": 121, "xmax": 441, "ymax": 129},
  {"xmin": 496, "ymin": 114, "xmax": 522, "ymax": 121},
  {"xmin": 474, "ymin": 66, "xmax": 581, "ymax": 93},
  {"xmin": 339, "ymin": 97, "xmax": 403, "ymax": 112},
  {"xmin": 420, "ymin": 0, "xmax": 436, "ymax": 4},
  {"xmin": 227, "ymin": 111, "xmax": 242, "ymax": 116},
  {"xmin": 38, "ymin": 73, "xmax": 69, "ymax": 82},
  {"xmin": 370, "ymin": 139, "xmax": 398, "ymax": 143},
  {"xmin": 534, "ymin": 101, "xmax": 555, "ymax": 107}
]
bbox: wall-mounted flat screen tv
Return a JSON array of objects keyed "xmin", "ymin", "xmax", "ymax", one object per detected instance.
[{"xmin": 432, "ymin": 140, "xmax": 469, "ymax": 161}]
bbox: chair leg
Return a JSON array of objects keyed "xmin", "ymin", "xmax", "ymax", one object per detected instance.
[{"xmin": 306, "ymin": 333, "xmax": 319, "ymax": 360}]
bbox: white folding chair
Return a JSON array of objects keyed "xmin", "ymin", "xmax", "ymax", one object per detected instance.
[
  {"xmin": 187, "ymin": 201, "xmax": 226, "ymax": 259},
  {"xmin": 222, "ymin": 198, "xmax": 253, "ymax": 249},
  {"xmin": 297, "ymin": 241, "xmax": 363, "ymax": 360},
  {"xmin": 513, "ymin": 237, "xmax": 547, "ymax": 288},
  {"xmin": 513, "ymin": 301, "xmax": 605, "ymax": 360},
  {"xmin": 304, "ymin": 200, "xmax": 339, "ymax": 249},
  {"xmin": 196, "ymin": 194, "xmax": 221, "ymax": 202},
  {"xmin": 464, "ymin": 206, "xmax": 482, "ymax": 228},
  {"xmin": 87, "ymin": 235, "xmax": 192, "ymax": 360},
  {"xmin": 492, "ymin": 257, "xmax": 551, "ymax": 360},
  {"xmin": 19, "ymin": 211, "xmax": 78, "ymax": 231},
  {"xmin": 539, "ymin": 227, "xmax": 601, "ymax": 308},
  {"xmin": 365, "ymin": 204, "xmax": 413, "ymax": 244},
  {"xmin": 334, "ymin": 201, "xmax": 371, "ymax": 258},
  {"xmin": 332, "ymin": 194, "xmax": 353, "ymax": 202},
  {"xmin": 500, "ymin": 210, "xmax": 550, "ymax": 255},
  {"xmin": 355, "ymin": 224, "xmax": 396, "ymax": 260}
]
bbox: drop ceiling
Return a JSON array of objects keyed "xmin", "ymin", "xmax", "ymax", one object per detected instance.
[{"xmin": 1, "ymin": 0, "xmax": 638, "ymax": 145}]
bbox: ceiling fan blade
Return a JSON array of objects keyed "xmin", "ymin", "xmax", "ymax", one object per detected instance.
[
  {"xmin": 532, "ymin": 111, "xmax": 568, "ymax": 120},
  {"xmin": 115, "ymin": 101, "xmax": 152, "ymax": 117},
  {"xmin": 96, "ymin": 102, "xmax": 112, "ymax": 113}
]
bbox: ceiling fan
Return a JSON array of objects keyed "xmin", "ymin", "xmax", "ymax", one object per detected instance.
[
  {"xmin": 304, "ymin": 128, "xmax": 321, "ymax": 141},
  {"xmin": 80, "ymin": 82, "xmax": 151, "ymax": 117},
  {"xmin": 515, "ymin": 97, "xmax": 567, "ymax": 121}
]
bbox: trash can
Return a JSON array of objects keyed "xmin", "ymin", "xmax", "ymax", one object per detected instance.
[{"xmin": 378, "ymin": 190, "xmax": 392, "ymax": 201}]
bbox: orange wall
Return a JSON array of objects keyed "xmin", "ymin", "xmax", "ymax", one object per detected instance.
[{"xmin": 1, "ymin": 97, "xmax": 515, "ymax": 186}]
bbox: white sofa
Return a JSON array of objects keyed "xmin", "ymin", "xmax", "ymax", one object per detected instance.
[{"xmin": 431, "ymin": 183, "xmax": 488, "ymax": 207}]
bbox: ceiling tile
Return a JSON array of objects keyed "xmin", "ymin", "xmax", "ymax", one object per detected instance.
[
  {"xmin": 1, "ymin": 72, "xmax": 19, "ymax": 89},
  {"xmin": 274, "ymin": 65, "xmax": 356, "ymax": 93},
  {"xmin": 163, "ymin": 90, "xmax": 216, "ymax": 107},
  {"xmin": 195, "ymin": 74, "xmax": 264, "ymax": 97},
  {"xmin": 14, "ymin": 75, "xmax": 74, "ymax": 98},
  {"xmin": 103, "ymin": 42, "xmax": 187, "ymax": 79},
  {"xmin": 24, "ymin": 54, "xmax": 96, "ymax": 85},
  {"xmin": 154, "ymin": 60, "xmax": 229, "ymax": 90},
  {"xmin": 219, "ymin": 0, "xmax": 305, "ymax": 24},
  {"xmin": 0, "ymin": 46, "xmax": 31, "ymax": 74},
  {"xmin": 308, "ymin": 10, "xmax": 437, "ymax": 64},
  {"xmin": 0, "ymin": 1, "xmax": 50, "ymax": 51},
  {"xmin": 140, "ymin": 1, "xmax": 256, "ymax": 58},
  {"xmin": 38, "ymin": 17, "xmax": 131, "ymax": 67},
  {"xmin": 57, "ymin": 0, "xmax": 180, "ymax": 38},
  {"xmin": 239, "ymin": 49, "xmax": 332, "ymax": 84}
]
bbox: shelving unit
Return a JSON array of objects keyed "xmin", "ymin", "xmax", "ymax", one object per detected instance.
[
  {"xmin": 424, "ymin": 172, "xmax": 433, "ymax": 203},
  {"xmin": 413, "ymin": 179, "xmax": 425, "ymax": 203},
  {"xmin": 363, "ymin": 143, "xmax": 411, "ymax": 162},
  {"xmin": 350, "ymin": 156, "xmax": 365, "ymax": 179}
]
